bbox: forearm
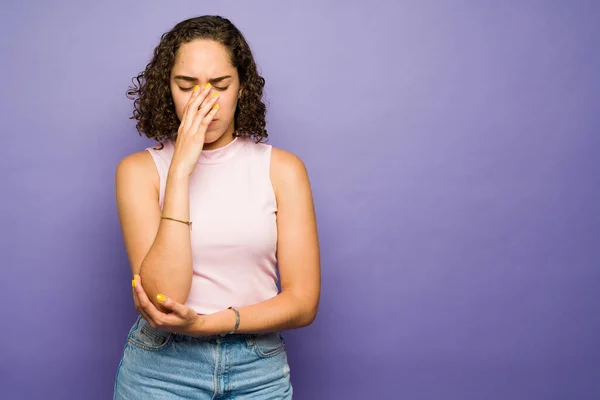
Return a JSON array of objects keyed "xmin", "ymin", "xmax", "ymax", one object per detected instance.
[
  {"xmin": 193, "ymin": 291, "xmax": 318, "ymax": 336},
  {"xmin": 140, "ymin": 167, "xmax": 193, "ymax": 310}
]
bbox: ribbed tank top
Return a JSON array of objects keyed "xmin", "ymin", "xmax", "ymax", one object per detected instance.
[{"xmin": 145, "ymin": 136, "xmax": 279, "ymax": 315}]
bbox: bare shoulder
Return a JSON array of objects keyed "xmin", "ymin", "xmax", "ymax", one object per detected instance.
[
  {"xmin": 115, "ymin": 150, "xmax": 159, "ymax": 191},
  {"xmin": 116, "ymin": 149, "xmax": 156, "ymax": 175},
  {"xmin": 270, "ymin": 147, "xmax": 310, "ymax": 191}
]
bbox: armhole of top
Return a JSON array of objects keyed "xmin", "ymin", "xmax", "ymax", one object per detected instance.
[
  {"xmin": 145, "ymin": 147, "xmax": 165, "ymax": 210},
  {"xmin": 265, "ymin": 144, "xmax": 278, "ymax": 212}
]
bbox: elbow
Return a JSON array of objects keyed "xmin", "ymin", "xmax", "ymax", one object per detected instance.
[
  {"xmin": 298, "ymin": 304, "xmax": 319, "ymax": 328},
  {"xmin": 288, "ymin": 291, "xmax": 319, "ymax": 328},
  {"xmin": 138, "ymin": 266, "xmax": 192, "ymax": 308}
]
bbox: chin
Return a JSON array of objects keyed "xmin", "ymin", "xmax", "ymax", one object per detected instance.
[
  {"xmin": 204, "ymin": 126, "xmax": 235, "ymax": 145},
  {"xmin": 204, "ymin": 130, "xmax": 224, "ymax": 144},
  {"xmin": 204, "ymin": 121, "xmax": 234, "ymax": 144}
]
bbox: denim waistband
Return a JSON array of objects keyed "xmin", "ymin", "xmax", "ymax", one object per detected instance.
[
  {"xmin": 172, "ymin": 330, "xmax": 277, "ymax": 345},
  {"xmin": 187, "ymin": 332, "xmax": 259, "ymax": 343}
]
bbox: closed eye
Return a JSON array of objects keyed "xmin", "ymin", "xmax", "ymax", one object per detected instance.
[{"xmin": 179, "ymin": 86, "xmax": 229, "ymax": 92}]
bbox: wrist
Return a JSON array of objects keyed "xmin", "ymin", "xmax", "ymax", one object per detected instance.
[
  {"xmin": 190, "ymin": 309, "xmax": 238, "ymax": 336},
  {"xmin": 167, "ymin": 165, "xmax": 191, "ymax": 181},
  {"xmin": 189, "ymin": 314, "xmax": 207, "ymax": 337}
]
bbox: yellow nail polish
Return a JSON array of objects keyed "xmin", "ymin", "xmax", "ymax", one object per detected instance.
[
  {"xmin": 213, "ymin": 103, "xmax": 219, "ymax": 110},
  {"xmin": 212, "ymin": 92, "xmax": 219, "ymax": 97},
  {"xmin": 193, "ymin": 85, "xmax": 199, "ymax": 91},
  {"xmin": 131, "ymin": 279, "xmax": 136, "ymax": 288},
  {"xmin": 204, "ymin": 83, "xmax": 211, "ymax": 89},
  {"xmin": 156, "ymin": 294, "xmax": 166, "ymax": 302}
]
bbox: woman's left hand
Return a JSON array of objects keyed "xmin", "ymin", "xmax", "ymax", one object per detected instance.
[{"xmin": 131, "ymin": 274, "xmax": 201, "ymax": 336}]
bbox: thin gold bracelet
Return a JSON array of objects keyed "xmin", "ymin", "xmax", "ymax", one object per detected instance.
[{"xmin": 160, "ymin": 216, "xmax": 192, "ymax": 231}]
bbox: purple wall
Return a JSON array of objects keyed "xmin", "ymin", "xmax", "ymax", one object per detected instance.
[{"xmin": 1, "ymin": 1, "xmax": 599, "ymax": 399}]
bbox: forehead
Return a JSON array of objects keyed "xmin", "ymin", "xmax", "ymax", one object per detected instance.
[{"xmin": 172, "ymin": 39, "xmax": 235, "ymax": 78}]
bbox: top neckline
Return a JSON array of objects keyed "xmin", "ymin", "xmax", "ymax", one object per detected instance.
[{"xmin": 166, "ymin": 136, "xmax": 246, "ymax": 165}]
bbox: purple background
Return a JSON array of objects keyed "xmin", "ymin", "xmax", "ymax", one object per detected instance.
[{"xmin": 1, "ymin": 1, "xmax": 599, "ymax": 399}]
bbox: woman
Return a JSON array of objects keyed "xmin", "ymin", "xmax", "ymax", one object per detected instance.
[{"xmin": 113, "ymin": 15, "xmax": 320, "ymax": 399}]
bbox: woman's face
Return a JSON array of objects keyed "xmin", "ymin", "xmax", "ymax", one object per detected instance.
[{"xmin": 170, "ymin": 39, "xmax": 241, "ymax": 147}]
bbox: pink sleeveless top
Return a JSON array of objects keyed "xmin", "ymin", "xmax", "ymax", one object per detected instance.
[{"xmin": 145, "ymin": 136, "xmax": 279, "ymax": 315}]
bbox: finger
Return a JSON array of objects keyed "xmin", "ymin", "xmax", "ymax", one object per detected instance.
[
  {"xmin": 197, "ymin": 90, "xmax": 219, "ymax": 112},
  {"xmin": 137, "ymin": 303, "xmax": 153, "ymax": 324},
  {"xmin": 134, "ymin": 277, "xmax": 166, "ymax": 326},
  {"xmin": 198, "ymin": 91, "xmax": 219, "ymax": 117},
  {"xmin": 131, "ymin": 275, "xmax": 150, "ymax": 321},
  {"xmin": 132, "ymin": 282, "xmax": 154, "ymax": 324},
  {"xmin": 132, "ymin": 288, "xmax": 148, "ymax": 318},
  {"xmin": 134, "ymin": 276, "xmax": 172, "ymax": 327},
  {"xmin": 132, "ymin": 276, "xmax": 154, "ymax": 321},
  {"xmin": 190, "ymin": 98, "xmax": 220, "ymax": 135},
  {"xmin": 156, "ymin": 295, "xmax": 189, "ymax": 318},
  {"xmin": 131, "ymin": 277, "xmax": 141, "ymax": 308},
  {"xmin": 132, "ymin": 288, "xmax": 140, "ymax": 308},
  {"xmin": 184, "ymin": 84, "xmax": 212, "ymax": 130},
  {"xmin": 179, "ymin": 85, "xmax": 202, "ymax": 127}
]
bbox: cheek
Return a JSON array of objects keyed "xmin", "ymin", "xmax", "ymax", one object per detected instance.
[
  {"xmin": 216, "ymin": 91, "xmax": 238, "ymax": 117},
  {"xmin": 178, "ymin": 95, "xmax": 194, "ymax": 119},
  {"xmin": 226, "ymin": 94, "xmax": 239, "ymax": 112},
  {"xmin": 170, "ymin": 90, "xmax": 186, "ymax": 119}
]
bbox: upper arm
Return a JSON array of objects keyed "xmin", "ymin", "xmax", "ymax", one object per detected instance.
[
  {"xmin": 115, "ymin": 151, "xmax": 161, "ymax": 276},
  {"xmin": 270, "ymin": 148, "xmax": 321, "ymax": 316}
]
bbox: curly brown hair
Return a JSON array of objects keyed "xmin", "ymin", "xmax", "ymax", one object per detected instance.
[{"xmin": 126, "ymin": 15, "xmax": 267, "ymax": 144}]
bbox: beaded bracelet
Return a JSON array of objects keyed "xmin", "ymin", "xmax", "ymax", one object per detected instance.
[{"xmin": 227, "ymin": 307, "xmax": 240, "ymax": 335}]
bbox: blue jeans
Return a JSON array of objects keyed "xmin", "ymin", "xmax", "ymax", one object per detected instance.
[{"xmin": 113, "ymin": 315, "xmax": 293, "ymax": 399}]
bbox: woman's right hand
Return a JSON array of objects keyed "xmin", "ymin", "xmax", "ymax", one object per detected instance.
[{"xmin": 170, "ymin": 84, "xmax": 220, "ymax": 177}]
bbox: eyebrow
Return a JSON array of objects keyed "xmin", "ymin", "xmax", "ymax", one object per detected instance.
[{"xmin": 173, "ymin": 75, "xmax": 232, "ymax": 84}]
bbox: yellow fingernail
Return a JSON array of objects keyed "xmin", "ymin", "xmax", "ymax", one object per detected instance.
[
  {"xmin": 131, "ymin": 279, "xmax": 136, "ymax": 288},
  {"xmin": 213, "ymin": 103, "xmax": 219, "ymax": 110},
  {"xmin": 193, "ymin": 85, "xmax": 199, "ymax": 91},
  {"xmin": 156, "ymin": 294, "xmax": 166, "ymax": 302},
  {"xmin": 212, "ymin": 92, "xmax": 219, "ymax": 97},
  {"xmin": 204, "ymin": 83, "xmax": 211, "ymax": 89}
]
